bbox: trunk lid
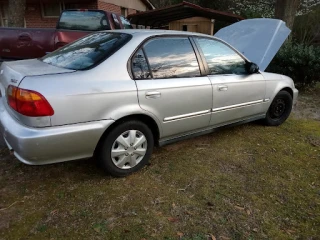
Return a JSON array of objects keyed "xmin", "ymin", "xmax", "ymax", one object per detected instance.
[
  {"xmin": 0, "ymin": 59, "xmax": 75, "ymax": 97},
  {"xmin": 214, "ymin": 18, "xmax": 291, "ymax": 71}
]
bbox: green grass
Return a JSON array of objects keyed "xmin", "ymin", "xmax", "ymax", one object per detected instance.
[{"xmin": 0, "ymin": 117, "xmax": 319, "ymax": 240}]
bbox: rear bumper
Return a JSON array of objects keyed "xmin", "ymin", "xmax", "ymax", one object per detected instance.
[{"xmin": 0, "ymin": 100, "xmax": 114, "ymax": 165}]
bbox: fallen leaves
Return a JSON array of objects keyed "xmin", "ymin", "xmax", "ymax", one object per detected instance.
[
  {"xmin": 234, "ymin": 205, "xmax": 245, "ymax": 211},
  {"xmin": 284, "ymin": 229, "xmax": 296, "ymax": 234},
  {"xmin": 0, "ymin": 200, "xmax": 24, "ymax": 211},
  {"xmin": 177, "ymin": 231, "xmax": 184, "ymax": 238},
  {"xmin": 234, "ymin": 205, "xmax": 252, "ymax": 215},
  {"xmin": 50, "ymin": 209, "xmax": 59, "ymax": 216},
  {"xmin": 220, "ymin": 236, "xmax": 231, "ymax": 240},
  {"xmin": 167, "ymin": 217, "xmax": 179, "ymax": 223},
  {"xmin": 207, "ymin": 202, "xmax": 214, "ymax": 207},
  {"xmin": 246, "ymin": 209, "xmax": 251, "ymax": 215},
  {"xmin": 209, "ymin": 234, "xmax": 217, "ymax": 240}
]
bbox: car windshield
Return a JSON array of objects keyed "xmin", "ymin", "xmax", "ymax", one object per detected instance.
[
  {"xmin": 57, "ymin": 11, "xmax": 110, "ymax": 31},
  {"xmin": 41, "ymin": 32, "xmax": 132, "ymax": 70}
]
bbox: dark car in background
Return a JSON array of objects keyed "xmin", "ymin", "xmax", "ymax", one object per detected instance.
[{"xmin": 0, "ymin": 9, "xmax": 132, "ymax": 61}]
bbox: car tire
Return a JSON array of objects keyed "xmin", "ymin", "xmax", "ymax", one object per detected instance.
[
  {"xmin": 263, "ymin": 90, "xmax": 293, "ymax": 126},
  {"xmin": 98, "ymin": 120, "xmax": 154, "ymax": 177}
]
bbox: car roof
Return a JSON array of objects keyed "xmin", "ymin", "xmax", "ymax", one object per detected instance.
[{"xmin": 102, "ymin": 29, "xmax": 215, "ymax": 38}]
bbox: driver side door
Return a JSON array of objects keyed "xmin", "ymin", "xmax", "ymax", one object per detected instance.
[{"xmin": 194, "ymin": 37, "xmax": 266, "ymax": 126}]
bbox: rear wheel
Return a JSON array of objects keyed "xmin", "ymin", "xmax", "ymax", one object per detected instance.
[
  {"xmin": 264, "ymin": 91, "xmax": 293, "ymax": 126},
  {"xmin": 98, "ymin": 120, "xmax": 154, "ymax": 177}
]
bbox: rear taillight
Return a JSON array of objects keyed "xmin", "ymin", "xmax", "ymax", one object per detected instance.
[{"xmin": 7, "ymin": 85, "xmax": 54, "ymax": 117}]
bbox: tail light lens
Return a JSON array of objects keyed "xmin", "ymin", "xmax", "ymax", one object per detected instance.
[{"xmin": 7, "ymin": 85, "xmax": 54, "ymax": 117}]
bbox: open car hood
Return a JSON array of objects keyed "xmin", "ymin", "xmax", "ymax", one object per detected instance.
[{"xmin": 214, "ymin": 18, "xmax": 291, "ymax": 71}]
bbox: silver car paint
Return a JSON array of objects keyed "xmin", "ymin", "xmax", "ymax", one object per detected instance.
[
  {"xmin": 262, "ymin": 72, "xmax": 299, "ymax": 105},
  {"xmin": 0, "ymin": 98, "xmax": 114, "ymax": 164},
  {"xmin": 0, "ymin": 29, "xmax": 298, "ymax": 165},
  {"xmin": 136, "ymin": 76, "xmax": 212, "ymax": 138},
  {"xmin": 208, "ymin": 73, "xmax": 266, "ymax": 126}
]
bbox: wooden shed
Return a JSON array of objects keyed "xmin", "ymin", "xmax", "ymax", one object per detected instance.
[
  {"xmin": 169, "ymin": 16, "xmax": 214, "ymax": 35},
  {"xmin": 128, "ymin": 1, "xmax": 244, "ymax": 35}
]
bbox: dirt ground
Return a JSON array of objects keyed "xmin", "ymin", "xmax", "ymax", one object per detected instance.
[{"xmin": 292, "ymin": 88, "xmax": 320, "ymax": 120}]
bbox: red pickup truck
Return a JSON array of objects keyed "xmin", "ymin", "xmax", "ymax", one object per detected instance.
[{"xmin": 0, "ymin": 9, "xmax": 132, "ymax": 61}]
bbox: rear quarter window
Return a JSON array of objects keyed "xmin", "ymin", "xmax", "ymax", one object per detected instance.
[{"xmin": 41, "ymin": 32, "xmax": 132, "ymax": 70}]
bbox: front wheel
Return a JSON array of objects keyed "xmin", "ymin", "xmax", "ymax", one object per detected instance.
[
  {"xmin": 263, "ymin": 91, "xmax": 293, "ymax": 126},
  {"xmin": 98, "ymin": 120, "xmax": 154, "ymax": 177}
]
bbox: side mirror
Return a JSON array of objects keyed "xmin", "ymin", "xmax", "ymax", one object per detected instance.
[{"xmin": 247, "ymin": 62, "xmax": 259, "ymax": 74}]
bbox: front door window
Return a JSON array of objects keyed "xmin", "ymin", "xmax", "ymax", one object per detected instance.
[{"xmin": 195, "ymin": 38, "xmax": 248, "ymax": 75}]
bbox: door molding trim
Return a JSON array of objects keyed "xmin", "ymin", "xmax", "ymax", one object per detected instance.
[
  {"xmin": 159, "ymin": 114, "xmax": 265, "ymax": 146},
  {"xmin": 211, "ymin": 99, "xmax": 264, "ymax": 113},
  {"xmin": 164, "ymin": 109, "xmax": 210, "ymax": 122}
]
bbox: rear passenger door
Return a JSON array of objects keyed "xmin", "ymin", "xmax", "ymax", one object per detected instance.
[{"xmin": 132, "ymin": 36, "xmax": 213, "ymax": 139}]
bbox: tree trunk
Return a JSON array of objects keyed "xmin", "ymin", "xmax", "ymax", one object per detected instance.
[
  {"xmin": 275, "ymin": 0, "xmax": 300, "ymax": 29},
  {"xmin": 8, "ymin": 0, "xmax": 26, "ymax": 27}
]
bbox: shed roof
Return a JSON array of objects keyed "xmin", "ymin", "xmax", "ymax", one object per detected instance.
[{"xmin": 128, "ymin": 1, "xmax": 244, "ymax": 27}]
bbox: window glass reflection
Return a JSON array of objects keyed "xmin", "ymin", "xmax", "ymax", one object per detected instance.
[
  {"xmin": 120, "ymin": 16, "xmax": 133, "ymax": 29},
  {"xmin": 195, "ymin": 38, "xmax": 247, "ymax": 75},
  {"xmin": 144, "ymin": 38, "xmax": 201, "ymax": 79},
  {"xmin": 132, "ymin": 49, "xmax": 151, "ymax": 79},
  {"xmin": 112, "ymin": 14, "xmax": 121, "ymax": 29},
  {"xmin": 58, "ymin": 11, "xmax": 110, "ymax": 31},
  {"xmin": 41, "ymin": 33, "xmax": 131, "ymax": 70}
]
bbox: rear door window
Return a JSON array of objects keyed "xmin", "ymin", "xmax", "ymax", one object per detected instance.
[
  {"xmin": 142, "ymin": 37, "xmax": 201, "ymax": 79},
  {"xmin": 57, "ymin": 10, "xmax": 110, "ymax": 31},
  {"xmin": 41, "ymin": 32, "xmax": 132, "ymax": 70}
]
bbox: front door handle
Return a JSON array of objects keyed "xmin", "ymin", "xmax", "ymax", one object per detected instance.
[
  {"xmin": 146, "ymin": 91, "xmax": 161, "ymax": 99},
  {"xmin": 218, "ymin": 85, "xmax": 228, "ymax": 91}
]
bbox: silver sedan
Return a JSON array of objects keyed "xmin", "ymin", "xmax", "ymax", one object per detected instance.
[{"xmin": 0, "ymin": 19, "xmax": 298, "ymax": 176}]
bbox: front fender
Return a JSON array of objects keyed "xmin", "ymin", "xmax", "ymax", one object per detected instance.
[{"xmin": 261, "ymin": 72, "xmax": 298, "ymax": 111}]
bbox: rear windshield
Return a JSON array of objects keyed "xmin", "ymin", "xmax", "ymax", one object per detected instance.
[
  {"xmin": 41, "ymin": 32, "xmax": 132, "ymax": 70},
  {"xmin": 57, "ymin": 10, "xmax": 110, "ymax": 31}
]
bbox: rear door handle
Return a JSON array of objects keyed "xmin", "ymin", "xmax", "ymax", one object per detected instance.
[
  {"xmin": 218, "ymin": 85, "xmax": 228, "ymax": 91},
  {"xmin": 146, "ymin": 91, "xmax": 161, "ymax": 99}
]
